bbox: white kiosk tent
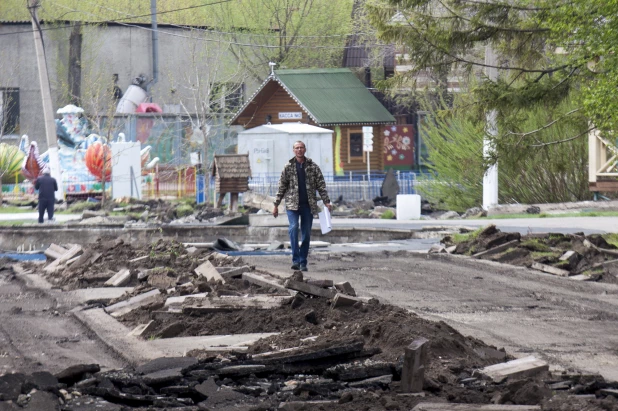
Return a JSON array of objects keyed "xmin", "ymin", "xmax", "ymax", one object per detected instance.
[{"xmin": 237, "ymin": 123, "xmax": 334, "ymax": 176}]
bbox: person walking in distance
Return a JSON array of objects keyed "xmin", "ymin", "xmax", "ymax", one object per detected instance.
[
  {"xmin": 273, "ymin": 141, "xmax": 332, "ymax": 271},
  {"xmin": 35, "ymin": 167, "xmax": 58, "ymax": 223}
]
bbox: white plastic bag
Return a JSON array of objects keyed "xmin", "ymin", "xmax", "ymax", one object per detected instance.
[{"xmin": 318, "ymin": 206, "xmax": 332, "ymax": 234}]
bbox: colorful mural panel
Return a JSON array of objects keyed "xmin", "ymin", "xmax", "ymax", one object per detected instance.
[{"xmin": 383, "ymin": 125, "xmax": 414, "ymax": 170}]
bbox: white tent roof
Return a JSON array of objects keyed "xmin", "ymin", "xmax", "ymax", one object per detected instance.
[{"xmin": 238, "ymin": 123, "xmax": 333, "ymax": 135}]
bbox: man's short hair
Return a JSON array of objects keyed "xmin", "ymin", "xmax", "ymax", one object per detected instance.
[{"xmin": 293, "ymin": 140, "xmax": 305, "ymax": 148}]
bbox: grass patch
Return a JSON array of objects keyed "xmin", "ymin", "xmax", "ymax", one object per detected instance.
[
  {"xmin": 380, "ymin": 210, "xmax": 395, "ymax": 219},
  {"xmin": 520, "ymin": 239, "xmax": 551, "ymax": 252},
  {"xmin": 485, "ymin": 210, "xmax": 618, "ymax": 219},
  {"xmin": 66, "ymin": 201, "xmax": 100, "ymax": 213},
  {"xmin": 0, "ymin": 206, "xmax": 34, "ymax": 213},
  {"xmin": 603, "ymin": 233, "xmax": 618, "ymax": 248},
  {"xmin": 531, "ymin": 251, "xmax": 558, "ymax": 259},
  {"xmin": 0, "ymin": 220, "xmax": 29, "ymax": 226},
  {"xmin": 175, "ymin": 204, "xmax": 194, "ymax": 218},
  {"xmin": 451, "ymin": 227, "xmax": 484, "ymax": 244}
]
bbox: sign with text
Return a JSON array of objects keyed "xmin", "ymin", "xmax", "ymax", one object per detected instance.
[{"xmin": 278, "ymin": 112, "xmax": 303, "ymax": 120}]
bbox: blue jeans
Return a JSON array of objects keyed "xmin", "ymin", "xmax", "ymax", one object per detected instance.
[{"xmin": 286, "ymin": 205, "xmax": 313, "ymax": 266}]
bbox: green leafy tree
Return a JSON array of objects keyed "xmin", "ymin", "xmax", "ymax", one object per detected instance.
[
  {"xmin": 366, "ymin": 0, "xmax": 618, "ymax": 143},
  {"xmin": 418, "ymin": 93, "xmax": 591, "ymax": 211}
]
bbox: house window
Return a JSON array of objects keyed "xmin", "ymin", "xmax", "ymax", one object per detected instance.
[
  {"xmin": 0, "ymin": 88, "xmax": 19, "ymax": 136},
  {"xmin": 349, "ymin": 132, "xmax": 363, "ymax": 158}
]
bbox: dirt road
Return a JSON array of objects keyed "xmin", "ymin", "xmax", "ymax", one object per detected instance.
[
  {"xmin": 0, "ymin": 263, "xmax": 126, "ymax": 375},
  {"xmin": 246, "ymin": 251, "xmax": 618, "ymax": 381}
]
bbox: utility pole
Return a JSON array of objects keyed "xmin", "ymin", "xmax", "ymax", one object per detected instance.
[
  {"xmin": 29, "ymin": 0, "xmax": 63, "ymax": 200},
  {"xmin": 482, "ymin": 45, "xmax": 498, "ymax": 210}
]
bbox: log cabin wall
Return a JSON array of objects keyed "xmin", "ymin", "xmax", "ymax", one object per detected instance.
[
  {"xmin": 334, "ymin": 125, "xmax": 384, "ymax": 172},
  {"xmin": 234, "ymin": 86, "xmax": 310, "ymax": 129}
]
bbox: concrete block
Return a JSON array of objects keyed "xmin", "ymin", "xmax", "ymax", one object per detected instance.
[
  {"xmin": 601, "ymin": 388, "xmax": 618, "ymax": 398},
  {"xmin": 148, "ymin": 333, "xmax": 278, "ymax": 355},
  {"xmin": 531, "ymin": 262, "xmax": 570, "ymax": 277},
  {"xmin": 104, "ymin": 268, "xmax": 132, "ymax": 287},
  {"xmin": 128, "ymin": 320, "xmax": 157, "ymax": 337},
  {"xmin": 334, "ymin": 281, "xmax": 356, "ymax": 296},
  {"xmin": 44, "ymin": 245, "xmax": 82, "ymax": 273},
  {"xmin": 285, "ymin": 279, "xmax": 336, "ymax": 299},
  {"xmin": 63, "ymin": 287, "xmax": 133, "ymax": 305},
  {"xmin": 480, "ymin": 356, "xmax": 548, "ymax": 383},
  {"xmin": 104, "ymin": 289, "xmax": 161, "ymax": 318},
  {"xmin": 218, "ymin": 265, "xmax": 251, "ymax": 279},
  {"xmin": 242, "ymin": 272, "xmax": 289, "ymax": 293},
  {"xmin": 195, "ymin": 260, "xmax": 225, "ymax": 284},
  {"xmin": 307, "ymin": 279, "xmax": 334, "ymax": 288},
  {"xmin": 278, "ymin": 401, "xmax": 338, "ymax": 410},
  {"xmin": 332, "ymin": 293, "xmax": 362, "ymax": 309},
  {"xmin": 412, "ymin": 404, "xmax": 541, "ymax": 410},
  {"xmin": 183, "ymin": 295, "xmax": 292, "ymax": 313},
  {"xmin": 401, "ymin": 337, "xmax": 429, "ymax": 393},
  {"xmin": 164, "ymin": 293, "xmax": 208, "ymax": 307},
  {"xmin": 44, "ymin": 244, "xmax": 67, "ymax": 260},
  {"xmin": 128, "ymin": 255, "xmax": 149, "ymax": 264},
  {"xmin": 559, "ymin": 250, "xmax": 579, "ymax": 264}
]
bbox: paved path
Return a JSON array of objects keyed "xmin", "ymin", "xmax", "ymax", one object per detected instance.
[
  {"xmin": 330, "ymin": 216, "xmax": 618, "ymax": 235},
  {"xmin": 0, "ymin": 213, "xmax": 616, "ymax": 235}
]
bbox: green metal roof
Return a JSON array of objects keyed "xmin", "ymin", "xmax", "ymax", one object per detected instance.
[{"xmin": 273, "ymin": 68, "xmax": 395, "ymax": 126}]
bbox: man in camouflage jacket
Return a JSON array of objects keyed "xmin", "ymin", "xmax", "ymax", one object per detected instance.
[{"xmin": 273, "ymin": 141, "xmax": 332, "ymax": 271}]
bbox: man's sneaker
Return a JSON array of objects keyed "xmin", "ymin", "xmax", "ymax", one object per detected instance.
[
  {"xmin": 299, "ymin": 265, "xmax": 308, "ymax": 272},
  {"xmin": 291, "ymin": 264, "xmax": 300, "ymax": 270}
]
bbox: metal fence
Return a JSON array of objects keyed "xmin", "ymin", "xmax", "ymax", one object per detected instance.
[
  {"xmin": 247, "ymin": 171, "xmax": 423, "ymax": 202},
  {"xmin": 2, "ymin": 170, "xmax": 429, "ymax": 204}
]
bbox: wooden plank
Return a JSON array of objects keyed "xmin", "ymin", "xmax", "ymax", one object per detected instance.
[
  {"xmin": 531, "ymin": 262, "xmax": 570, "ymax": 277},
  {"xmin": 401, "ymin": 337, "xmax": 429, "ymax": 393},
  {"xmin": 480, "ymin": 356, "xmax": 548, "ymax": 383},
  {"xmin": 44, "ymin": 244, "xmax": 67, "ymax": 260},
  {"xmin": 412, "ymin": 404, "xmax": 541, "ymax": 410}
]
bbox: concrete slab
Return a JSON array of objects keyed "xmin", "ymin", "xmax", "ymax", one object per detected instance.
[
  {"xmin": 164, "ymin": 293, "xmax": 208, "ymax": 307},
  {"xmin": 242, "ymin": 272, "xmax": 289, "ymax": 293},
  {"xmin": 531, "ymin": 262, "xmax": 570, "ymax": 277},
  {"xmin": 285, "ymin": 279, "xmax": 336, "ymax": 299},
  {"xmin": 195, "ymin": 261, "xmax": 225, "ymax": 283},
  {"xmin": 72, "ymin": 308, "xmax": 164, "ymax": 365},
  {"xmin": 332, "ymin": 293, "xmax": 362, "ymax": 309},
  {"xmin": 148, "ymin": 333, "xmax": 279, "ymax": 355},
  {"xmin": 104, "ymin": 269, "xmax": 132, "ymax": 287},
  {"xmin": 128, "ymin": 321, "xmax": 157, "ymax": 337},
  {"xmin": 480, "ymin": 356, "xmax": 548, "ymax": 383},
  {"xmin": 183, "ymin": 295, "xmax": 292, "ymax": 313},
  {"xmin": 412, "ymin": 404, "xmax": 540, "ymax": 410},
  {"xmin": 104, "ymin": 289, "xmax": 161, "ymax": 318},
  {"xmin": 63, "ymin": 287, "xmax": 133, "ymax": 305}
]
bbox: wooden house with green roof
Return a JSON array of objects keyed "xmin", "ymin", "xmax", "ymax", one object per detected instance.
[{"xmin": 230, "ymin": 68, "xmax": 396, "ymax": 173}]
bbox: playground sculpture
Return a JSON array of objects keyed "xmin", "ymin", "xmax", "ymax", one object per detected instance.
[{"xmin": 19, "ymin": 105, "xmax": 158, "ymax": 193}]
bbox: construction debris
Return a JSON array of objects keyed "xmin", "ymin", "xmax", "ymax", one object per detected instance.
[
  {"xmin": 442, "ymin": 226, "xmax": 618, "ymax": 284},
  {"xmin": 18, "ymin": 238, "xmax": 617, "ymax": 410}
]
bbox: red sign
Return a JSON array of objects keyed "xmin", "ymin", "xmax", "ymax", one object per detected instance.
[{"xmin": 383, "ymin": 125, "xmax": 414, "ymax": 169}]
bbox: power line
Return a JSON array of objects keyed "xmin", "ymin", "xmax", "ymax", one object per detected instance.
[
  {"xmin": 0, "ymin": 0, "xmax": 387, "ymax": 50},
  {"xmin": 0, "ymin": 0, "xmax": 233, "ymax": 37}
]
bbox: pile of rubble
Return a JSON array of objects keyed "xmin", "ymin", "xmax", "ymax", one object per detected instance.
[
  {"xmin": 438, "ymin": 225, "xmax": 618, "ymax": 284},
  {"xmin": 5, "ymin": 240, "xmax": 617, "ymax": 409}
]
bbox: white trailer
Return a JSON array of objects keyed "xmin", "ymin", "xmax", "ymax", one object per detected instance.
[{"xmin": 237, "ymin": 123, "xmax": 334, "ymax": 177}]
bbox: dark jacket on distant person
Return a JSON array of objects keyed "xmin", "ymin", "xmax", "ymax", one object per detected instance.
[{"xmin": 35, "ymin": 173, "xmax": 58, "ymax": 201}]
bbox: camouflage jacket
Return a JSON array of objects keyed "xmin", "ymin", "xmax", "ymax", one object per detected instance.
[{"xmin": 274, "ymin": 157, "xmax": 330, "ymax": 214}]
